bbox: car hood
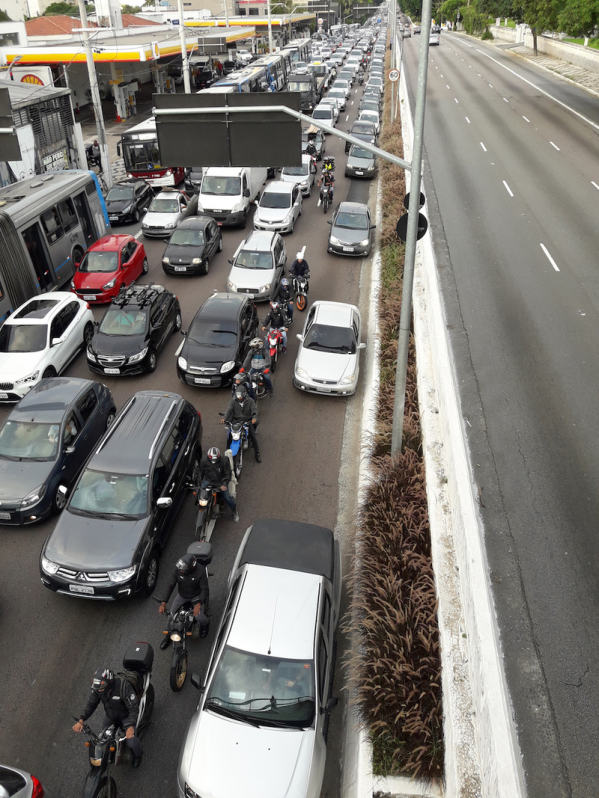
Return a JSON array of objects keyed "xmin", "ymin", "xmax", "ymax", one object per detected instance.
[
  {"xmin": 164, "ymin": 242, "xmax": 206, "ymax": 264},
  {"xmin": 228, "ymin": 265, "xmax": 276, "ymax": 292},
  {"xmin": 0, "ymin": 457, "xmax": 53, "ymax": 502},
  {"xmin": 0, "ymin": 350, "xmax": 45, "ymax": 382},
  {"xmin": 330, "ymin": 225, "xmax": 369, "ymax": 244},
  {"xmin": 347, "ymin": 154, "xmax": 375, "ymax": 169},
  {"xmin": 280, "ymin": 174, "xmax": 308, "ymax": 188},
  {"xmin": 143, "ymin": 210, "xmax": 180, "ymax": 227},
  {"xmin": 92, "ymin": 331, "xmax": 148, "ymax": 356},
  {"xmin": 351, "ymin": 132, "xmax": 376, "ymax": 145},
  {"xmin": 74, "ymin": 271, "xmax": 117, "ymax": 290},
  {"xmin": 297, "ymin": 347, "xmax": 356, "ymax": 382},
  {"xmin": 199, "ymin": 194, "xmax": 240, "ymax": 212},
  {"xmin": 183, "ymin": 338, "xmax": 237, "ymax": 368},
  {"xmin": 183, "ymin": 710, "xmax": 315, "ymax": 798},
  {"xmin": 106, "ymin": 198, "xmax": 133, "ymax": 212},
  {"xmin": 256, "ymin": 205, "xmax": 293, "ymax": 224},
  {"xmin": 44, "ymin": 510, "xmax": 146, "ymax": 570}
]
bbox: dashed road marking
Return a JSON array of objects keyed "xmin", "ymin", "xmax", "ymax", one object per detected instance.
[
  {"xmin": 523, "ymin": 115, "xmax": 530, "ymax": 122},
  {"xmin": 592, "ymin": 181, "xmax": 599, "ymax": 190},
  {"xmin": 550, "ymin": 141, "xmax": 560, "ymax": 150},
  {"xmin": 455, "ymin": 97, "xmax": 459, "ymax": 103},
  {"xmin": 480, "ymin": 142, "xmax": 487, "ymax": 152},
  {"xmin": 503, "ymin": 97, "xmax": 508, "ymax": 102},
  {"xmin": 465, "ymin": 116, "xmax": 470, "ymax": 123},
  {"xmin": 503, "ymin": 181, "xmax": 514, "ymax": 197},
  {"xmin": 541, "ymin": 243, "xmax": 560, "ymax": 272}
]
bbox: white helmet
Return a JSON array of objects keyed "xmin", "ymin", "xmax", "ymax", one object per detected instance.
[{"xmin": 296, "ymin": 252, "xmax": 303, "ymax": 260}]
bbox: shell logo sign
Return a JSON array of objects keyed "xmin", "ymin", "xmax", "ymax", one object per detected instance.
[{"xmin": 20, "ymin": 74, "xmax": 45, "ymax": 85}]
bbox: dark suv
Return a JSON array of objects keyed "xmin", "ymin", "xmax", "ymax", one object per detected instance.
[
  {"xmin": 40, "ymin": 391, "xmax": 202, "ymax": 600},
  {"xmin": 87, "ymin": 284, "xmax": 182, "ymax": 376}
]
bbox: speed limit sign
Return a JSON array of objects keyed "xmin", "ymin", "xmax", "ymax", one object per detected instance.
[{"xmin": 388, "ymin": 68, "xmax": 400, "ymax": 82}]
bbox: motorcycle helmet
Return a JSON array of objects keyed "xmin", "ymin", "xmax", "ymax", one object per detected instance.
[
  {"xmin": 92, "ymin": 668, "xmax": 114, "ymax": 695},
  {"xmin": 249, "ymin": 337, "xmax": 263, "ymax": 350},
  {"xmin": 296, "ymin": 252, "xmax": 304, "ymax": 260},
  {"xmin": 271, "ymin": 301, "xmax": 280, "ymax": 310},
  {"xmin": 207, "ymin": 447, "xmax": 220, "ymax": 463},
  {"xmin": 235, "ymin": 386, "xmax": 248, "ymax": 403},
  {"xmin": 176, "ymin": 553, "xmax": 196, "ymax": 575},
  {"xmin": 281, "ymin": 278, "xmax": 290, "ymax": 289}
]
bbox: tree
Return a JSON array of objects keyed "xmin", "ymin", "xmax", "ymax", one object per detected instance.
[
  {"xmin": 0, "ymin": 8, "xmax": 12, "ymax": 19},
  {"xmin": 121, "ymin": 3, "xmax": 142, "ymax": 12},
  {"xmin": 519, "ymin": 0, "xmax": 560, "ymax": 53},
  {"xmin": 43, "ymin": 1, "xmax": 94, "ymax": 14},
  {"xmin": 558, "ymin": 0, "xmax": 599, "ymax": 45}
]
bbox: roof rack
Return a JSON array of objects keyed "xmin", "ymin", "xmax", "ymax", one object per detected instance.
[{"xmin": 112, "ymin": 283, "xmax": 162, "ymax": 309}]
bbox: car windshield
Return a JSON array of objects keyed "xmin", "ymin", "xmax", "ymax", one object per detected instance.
[
  {"xmin": 106, "ymin": 186, "xmax": 134, "ymax": 201},
  {"xmin": 99, "ymin": 309, "xmax": 148, "ymax": 336},
  {"xmin": 205, "ymin": 647, "xmax": 316, "ymax": 728},
  {"xmin": 329, "ymin": 90, "xmax": 344, "ymax": 98},
  {"xmin": 0, "ymin": 420, "xmax": 59, "ymax": 461},
  {"xmin": 282, "ymin": 165, "xmax": 309, "ymax": 177},
  {"xmin": 69, "ymin": 469, "xmax": 148, "ymax": 518},
  {"xmin": 288, "ymin": 81, "xmax": 311, "ymax": 92},
  {"xmin": 168, "ymin": 228, "xmax": 204, "ymax": 246},
  {"xmin": 235, "ymin": 250, "xmax": 273, "ymax": 270},
  {"xmin": 350, "ymin": 146, "xmax": 371, "ymax": 159},
  {"xmin": 188, "ymin": 319, "xmax": 237, "ymax": 347},
  {"xmin": 0, "ymin": 324, "xmax": 47, "ymax": 353},
  {"xmin": 335, "ymin": 211, "xmax": 369, "ymax": 230},
  {"xmin": 353, "ymin": 122, "xmax": 375, "ymax": 133},
  {"xmin": 260, "ymin": 192, "xmax": 291, "ymax": 209},
  {"xmin": 362, "ymin": 103, "xmax": 379, "ymax": 113},
  {"xmin": 202, "ymin": 176, "xmax": 241, "ymax": 196},
  {"xmin": 304, "ymin": 323, "xmax": 356, "ymax": 354},
  {"xmin": 148, "ymin": 198, "xmax": 179, "ymax": 213},
  {"xmin": 313, "ymin": 109, "xmax": 332, "ymax": 120},
  {"xmin": 78, "ymin": 251, "xmax": 119, "ymax": 274}
]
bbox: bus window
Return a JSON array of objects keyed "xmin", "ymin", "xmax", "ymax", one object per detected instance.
[
  {"xmin": 57, "ymin": 198, "xmax": 78, "ymax": 234},
  {"xmin": 40, "ymin": 207, "xmax": 63, "ymax": 245},
  {"xmin": 73, "ymin": 192, "xmax": 96, "ymax": 248},
  {"xmin": 21, "ymin": 223, "xmax": 55, "ymax": 291}
]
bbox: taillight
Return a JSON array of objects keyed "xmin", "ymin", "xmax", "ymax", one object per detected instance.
[{"xmin": 31, "ymin": 775, "xmax": 45, "ymax": 798}]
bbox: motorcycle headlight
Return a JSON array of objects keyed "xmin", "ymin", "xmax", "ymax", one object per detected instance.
[
  {"xmin": 192, "ymin": 258, "xmax": 202, "ymax": 265},
  {"xmin": 102, "ymin": 278, "xmax": 116, "ymax": 291},
  {"xmin": 170, "ymin": 633, "xmax": 182, "ymax": 642},
  {"xmin": 162, "ymin": 256, "xmax": 170, "ymax": 264},
  {"xmin": 329, "ymin": 235, "xmax": 341, "ymax": 245},
  {"xmin": 227, "ymin": 281, "xmax": 237, "ymax": 292},
  {"xmin": 128, "ymin": 347, "xmax": 148, "ymax": 364},
  {"xmin": 178, "ymin": 356, "xmax": 188, "ymax": 371},
  {"xmin": 220, "ymin": 360, "xmax": 236, "ymax": 374},
  {"xmin": 295, "ymin": 367, "xmax": 309, "ymax": 379},
  {"xmin": 359, "ymin": 238, "xmax": 370, "ymax": 246},
  {"xmin": 21, "ymin": 484, "xmax": 46, "ymax": 509},
  {"xmin": 41, "ymin": 555, "xmax": 59, "ymax": 575},
  {"xmin": 199, "ymin": 498, "xmax": 209, "ymax": 507},
  {"xmin": 341, "ymin": 374, "xmax": 356, "ymax": 384},
  {"xmin": 108, "ymin": 565, "xmax": 136, "ymax": 583},
  {"xmin": 87, "ymin": 347, "xmax": 96, "ymax": 362},
  {"xmin": 15, "ymin": 370, "xmax": 40, "ymax": 385},
  {"xmin": 259, "ymin": 283, "xmax": 271, "ymax": 293}
]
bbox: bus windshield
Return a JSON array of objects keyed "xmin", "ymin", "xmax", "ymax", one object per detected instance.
[{"xmin": 123, "ymin": 140, "xmax": 161, "ymax": 171}]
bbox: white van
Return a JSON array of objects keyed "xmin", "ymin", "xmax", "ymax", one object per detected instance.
[{"xmin": 198, "ymin": 167, "xmax": 268, "ymax": 227}]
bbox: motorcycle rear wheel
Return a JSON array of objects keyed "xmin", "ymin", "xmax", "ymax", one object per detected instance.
[
  {"xmin": 234, "ymin": 450, "xmax": 242, "ymax": 479},
  {"xmin": 196, "ymin": 508, "xmax": 209, "ymax": 540},
  {"xmin": 296, "ymin": 295, "xmax": 307, "ymax": 312},
  {"xmin": 170, "ymin": 648, "xmax": 188, "ymax": 692},
  {"xmin": 255, "ymin": 381, "xmax": 267, "ymax": 399},
  {"xmin": 271, "ymin": 352, "xmax": 277, "ymax": 373}
]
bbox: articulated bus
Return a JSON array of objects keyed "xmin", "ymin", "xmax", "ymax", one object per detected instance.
[
  {"xmin": 0, "ymin": 170, "xmax": 109, "ymax": 323},
  {"xmin": 118, "ymin": 117, "xmax": 186, "ymax": 188},
  {"xmin": 212, "ymin": 65, "xmax": 272, "ymax": 93},
  {"xmin": 252, "ymin": 53, "xmax": 290, "ymax": 91},
  {"xmin": 282, "ymin": 39, "xmax": 312, "ymax": 64}
]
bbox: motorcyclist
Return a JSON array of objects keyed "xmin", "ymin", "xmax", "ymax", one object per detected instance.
[
  {"xmin": 318, "ymin": 159, "xmax": 335, "ymax": 204},
  {"xmin": 272, "ymin": 277, "xmax": 296, "ymax": 322},
  {"xmin": 262, "ymin": 301, "xmax": 289, "ymax": 352},
  {"xmin": 305, "ymin": 127, "xmax": 318, "ymax": 173},
  {"xmin": 231, "ymin": 370, "xmax": 256, "ymax": 400},
  {"xmin": 72, "ymin": 668, "xmax": 143, "ymax": 768},
  {"xmin": 241, "ymin": 338, "xmax": 273, "ymax": 395},
  {"xmin": 158, "ymin": 552, "xmax": 210, "ymax": 648},
  {"xmin": 199, "ymin": 446, "xmax": 239, "ymax": 522},
  {"xmin": 222, "ymin": 386, "xmax": 261, "ymax": 463},
  {"xmin": 289, "ymin": 252, "xmax": 310, "ymax": 278}
]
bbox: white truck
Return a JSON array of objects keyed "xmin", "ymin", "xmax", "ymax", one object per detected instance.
[{"xmin": 197, "ymin": 167, "xmax": 268, "ymax": 228}]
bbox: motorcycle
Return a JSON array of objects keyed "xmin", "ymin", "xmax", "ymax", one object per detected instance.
[
  {"xmin": 320, "ymin": 183, "xmax": 333, "ymax": 213},
  {"xmin": 358, "ymin": 71, "xmax": 364, "ymax": 85},
  {"xmin": 249, "ymin": 368, "xmax": 270, "ymax": 399},
  {"xmin": 78, "ymin": 643, "xmax": 154, "ymax": 798},
  {"xmin": 194, "ymin": 454, "xmax": 236, "ymax": 541},
  {"xmin": 222, "ymin": 418, "xmax": 250, "ymax": 479},
  {"xmin": 266, "ymin": 326, "xmax": 285, "ymax": 372},
  {"xmin": 292, "ymin": 273, "xmax": 310, "ymax": 312}
]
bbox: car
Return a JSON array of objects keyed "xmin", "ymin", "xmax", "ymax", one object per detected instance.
[
  {"xmin": 365, "ymin": 76, "xmax": 383, "ymax": 89},
  {"xmin": 302, "ymin": 127, "xmax": 326, "ymax": 160},
  {"xmin": 0, "ymin": 377, "xmax": 116, "ymax": 525},
  {"xmin": 360, "ymin": 98, "xmax": 381, "ymax": 116},
  {"xmin": 176, "ymin": 293, "xmax": 259, "ymax": 388},
  {"xmin": 345, "ymin": 144, "xmax": 377, "ymax": 178},
  {"xmin": 71, "ymin": 234, "xmax": 149, "ymax": 304},
  {"xmin": 345, "ymin": 120, "xmax": 378, "ymax": 153},
  {"xmin": 227, "ymin": 230, "xmax": 287, "ymax": 302},
  {"xmin": 361, "ymin": 87, "xmax": 383, "ymax": 108},
  {"xmin": 331, "ymin": 78, "xmax": 351, "ymax": 99},
  {"xmin": 359, "ymin": 109, "xmax": 380, "ymax": 133},
  {"xmin": 429, "ymin": 31, "xmax": 440, "ymax": 45},
  {"xmin": 105, "ymin": 179, "xmax": 153, "ymax": 225},
  {"xmin": 319, "ymin": 96, "xmax": 340, "ymax": 121},
  {"xmin": 0, "ymin": 294, "xmax": 94, "ymax": 403},
  {"xmin": 162, "ymin": 216, "xmax": 223, "ymax": 276},
  {"xmin": 87, "ymin": 284, "xmax": 181, "ymax": 376},
  {"xmin": 177, "ymin": 518, "xmax": 341, "ymax": 798},
  {"xmin": 327, "ymin": 87, "xmax": 347, "ymax": 111},
  {"xmin": 40, "ymin": 390, "xmax": 202, "ymax": 600},
  {"xmin": 337, "ymin": 68, "xmax": 354, "ymax": 85},
  {"xmin": 236, "ymin": 48, "xmax": 253, "ymax": 64},
  {"xmin": 184, "ymin": 167, "xmax": 204, "ymax": 194},
  {"xmin": 280, "ymin": 154, "xmax": 315, "ymax": 197},
  {"xmin": 253, "ymin": 180, "xmax": 302, "ymax": 234},
  {"xmin": 327, "ymin": 201, "xmax": 375, "ymax": 256},
  {"xmin": 0, "ymin": 764, "xmax": 47, "ymax": 798},
  {"xmin": 312, "ymin": 103, "xmax": 336, "ymax": 130},
  {"xmin": 141, "ymin": 190, "xmax": 195, "ymax": 238},
  {"xmin": 294, "ymin": 61, "xmax": 310, "ymax": 74},
  {"xmin": 413, "ymin": 24, "xmax": 421, "ymax": 33},
  {"xmin": 402, "ymin": 27, "xmax": 412, "ymax": 37}
]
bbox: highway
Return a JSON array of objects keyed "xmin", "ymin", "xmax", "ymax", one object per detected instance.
[
  {"xmin": 403, "ymin": 32, "xmax": 599, "ymax": 798},
  {"xmin": 0, "ymin": 81, "xmax": 375, "ymax": 796}
]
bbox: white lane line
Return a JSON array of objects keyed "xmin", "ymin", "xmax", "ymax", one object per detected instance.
[
  {"xmin": 435, "ymin": 65, "xmax": 438, "ymax": 69},
  {"xmin": 455, "ymin": 97, "xmax": 459, "ymax": 103},
  {"xmin": 477, "ymin": 73, "xmax": 481, "ymax": 76},
  {"xmin": 465, "ymin": 116, "xmax": 471, "ymax": 123},
  {"xmin": 345, "ymin": 114, "xmax": 349, "ymax": 121},
  {"xmin": 480, "ymin": 142, "xmax": 487, "ymax": 152},
  {"xmin": 503, "ymin": 181, "xmax": 514, "ymax": 197},
  {"xmin": 503, "ymin": 97, "xmax": 508, "ymax": 102},
  {"xmin": 522, "ymin": 115, "xmax": 530, "ymax": 122},
  {"xmin": 488, "ymin": 83, "xmax": 493, "ymax": 88},
  {"xmin": 592, "ymin": 181, "xmax": 599, "ymax": 190},
  {"xmin": 135, "ymin": 231, "xmax": 142, "ymax": 240},
  {"xmin": 540, "ymin": 243, "xmax": 560, "ymax": 271},
  {"xmin": 440, "ymin": 74, "xmax": 444, "ymax": 77},
  {"xmin": 351, "ymin": 100, "xmax": 354, "ymax": 105},
  {"xmin": 550, "ymin": 141, "xmax": 560, "ymax": 150},
  {"xmin": 464, "ymin": 41, "xmax": 474, "ymax": 48},
  {"xmin": 446, "ymin": 84, "xmax": 450, "ymax": 88}
]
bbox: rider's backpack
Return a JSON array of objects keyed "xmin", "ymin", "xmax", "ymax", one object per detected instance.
[{"xmin": 117, "ymin": 670, "xmax": 142, "ymax": 699}]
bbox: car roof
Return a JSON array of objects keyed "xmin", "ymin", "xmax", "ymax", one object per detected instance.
[
  {"xmin": 8, "ymin": 293, "xmax": 77, "ymax": 324},
  {"xmin": 338, "ymin": 201, "xmax": 369, "ymax": 214},
  {"xmin": 313, "ymin": 300, "xmax": 357, "ymax": 327},
  {"xmin": 10, "ymin": 377, "xmax": 94, "ymax": 422},
  {"xmin": 176, "ymin": 216, "xmax": 212, "ymax": 229},
  {"xmin": 242, "ymin": 230, "xmax": 277, "ymax": 251},
  {"xmin": 89, "ymin": 234, "xmax": 131, "ymax": 251},
  {"xmin": 239, "ymin": 519, "xmax": 335, "ymax": 580},
  {"xmin": 194, "ymin": 292, "xmax": 246, "ymax": 322},
  {"xmin": 228, "ymin": 564, "xmax": 320, "ymax": 660},
  {"xmin": 262, "ymin": 180, "xmax": 293, "ymax": 195},
  {"xmin": 154, "ymin": 190, "xmax": 183, "ymax": 199}
]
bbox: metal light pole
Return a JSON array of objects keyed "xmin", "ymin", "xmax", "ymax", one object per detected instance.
[
  {"xmin": 178, "ymin": 0, "xmax": 191, "ymax": 93},
  {"xmin": 77, "ymin": 0, "xmax": 112, "ymax": 187},
  {"xmin": 267, "ymin": 0, "xmax": 274, "ymax": 53},
  {"xmin": 390, "ymin": 0, "xmax": 433, "ymax": 455}
]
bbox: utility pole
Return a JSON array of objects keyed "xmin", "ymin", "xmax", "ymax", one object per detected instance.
[
  {"xmin": 178, "ymin": 0, "xmax": 191, "ymax": 93},
  {"xmin": 77, "ymin": 0, "xmax": 112, "ymax": 187},
  {"xmin": 267, "ymin": 0, "xmax": 274, "ymax": 52},
  {"xmin": 223, "ymin": 0, "xmax": 229, "ymax": 28}
]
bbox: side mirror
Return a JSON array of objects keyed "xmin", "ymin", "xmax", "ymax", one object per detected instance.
[
  {"xmin": 58, "ymin": 485, "xmax": 68, "ymax": 496},
  {"xmin": 94, "ymin": 321, "xmax": 100, "ymax": 329},
  {"xmin": 190, "ymin": 673, "xmax": 204, "ymax": 692},
  {"xmin": 181, "ymin": 329, "xmax": 187, "ymax": 336},
  {"xmin": 359, "ymin": 342, "xmax": 367, "ymax": 349},
  {"xmin": 370, "ymin": 224, "xmax": 377, "ymax": 229},
  {"xmin": 156, "ymin": 497, "xmax": 173, "ymax": 509},
  {"xmin": 296, "ymin": 333, "xmax": 303, "ymax": 341},
  {"xmin": 327, "ymin": 220, "xmax": 332, "ymax": 225},
  {"xmin": 243, "ymin": 188, "xmax": 251, "ymax": 198},
  {"xmin": 228, "ymin": 258, "xmax": 233, "ymax": 265},
  {"xmin": 254, "ymin": 199, "xmax": 259, "ymax": 206},
  {"xmin": 116, "ymin": 142, "xmax": 121, "ymax": 156},
  {"xmin": 51, "ymin": 337, "xmax": 62, "ymax": 347},
  {"xmin": 325, "ymin": 697, "xmax": 338, "ymax": 712}
]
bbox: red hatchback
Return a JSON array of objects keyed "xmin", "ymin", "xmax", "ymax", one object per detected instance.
[{"xmin": 71, "ymin": 234, "xmax": 148, "ymax": 303}]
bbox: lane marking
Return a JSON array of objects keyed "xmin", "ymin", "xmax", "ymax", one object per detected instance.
[
  {"xmin": 351, "ymin": 100, "xmax": 354, "ymax": 105},
  {"xmin": 592, "ymin": 181, "xmax": 599, "ymax": 190},
  {"xmin": 523, "ymin": 115, "xmax": 530, "ymax": 122},
  {"xmin": 480, "ymin": 142, "xmax": 487, "ymax": 151},
  {"xmin": 135, "ymin": 231, "xmax": 142, "ymax": 239},
  {"xmin": 488, "ymin": 83, "xmax": 493, "ymax": 88},
  {"xmin": 317, "ymin": 198, "xmax": 321, "ymax": 207},
  {"xmin": 346, "ymin": 114, "xmax": 349, "ymax": 121},
  {"xmin": 465, "ymin": 116, "xmax": 471, "ymax": 123},
  {"xmin": 446, "ymin": 84, "xmax": 450, "ymax": 88},
  {"xmin": 540, "ymin": 243, "xmax": 560, "ymax": 272},
  {"xmin": 550, "ymin": 140, "xmax": 560, "ymax": 150},
  {"xmin": 503, "ymin": 181, "xmax": 514, "ymax": 197},
  {"xmin": 455, "ymin": 97, "xmax": 459, "ymax": 103},
  {"xmin": 503, "ymin": 97, "xmax": 509, "ymax": 102}
]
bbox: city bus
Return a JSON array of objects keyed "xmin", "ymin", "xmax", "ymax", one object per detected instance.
[
  {"xmin": 282, "ymin": 39, "xmax": 312, "ymax": 64},
  {"xmin": 212, "ymin": 64, "xmax": 271, "ymax": 93},
  {"xmin": 0, "ymin": 170, "xmax": 110, "ymax": 323},
  {"xmin": 252, "ymin": 53, "xmax": 290, "ymax": 91},
  {"xmin": 118, "ymin": 117, "xmax": 186, "ymax": 188}
]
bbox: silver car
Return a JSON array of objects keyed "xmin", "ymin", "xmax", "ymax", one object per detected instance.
[
  {"xmin": 253, "ymin": 181, "xmax": 302, "ymax": 234},
  {"xmin": 0, "ymin": 763, "xmax": 49, "ymax": 797},
  {"xmin": 345, "ymin": 144, "xmax": 377, "ymax": 179},
  {"xmin": 227, "ymin": 230, "xmax": 286, "ymax": 301},
  {"xmin": 141, "ymin": 190, "xmax": 194, "ymax": 238},
  {"xmin": 280, "ymin": 155, "xmax": 315, "ymax": 197},
  {"xmin": 294, "ymin": 301, "xmax": 366, "ymax": 395}
]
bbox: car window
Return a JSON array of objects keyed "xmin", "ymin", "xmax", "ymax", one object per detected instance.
[
  {"xmin": 235, "ymin": 250, "xmax": 273, "ymax": 270},
  {"xmin": 63, "ymin": 412, "xmax": 80, "ymax": 446},
  {"xmin": 107, "ymin": 186, "xmax": 134, "ymax": 201},
  {"xmin": 0, "ymin": 324, "xmax": 47, "ymax": 353},
  {"xmin": 0, "ymin": 420, "xmax": 59, "ymax": 460},
  {"xmin": 70, "ymin": 469, "xmax": 148, "ymax": 517},
  {"xmin": 77, "ymin": 388, "xmax": 98, "ymax": 424},
  {"xmin": 160, "ymin": 429, "xmax": 179, "ymax": 468},
  {"xmin": 50, "ymin": 314, "xmax": 65, "ymax": 343},
  {"xmin": 99, "ymin": 308, "xmax": 147, "ymax": 336},
  {"xmin": 61, "ymin": 301, "xmax": 80, "ymax": 331},
  {"xmin": 57, "ymin": 198, "xmax": 78, "ymax": 233},
  {"xmin": 152, "ymin": 454, "xmax": 170, "ymax": 499},
  {"xmin": 0, "ymin": 765, "xmax": 27, "ymax": 796},
  {"xmin": 304, "ymin": 323, "xmax": 356, "ymax": 354},
  {"xmin": 79, "ymin": 251, "xmax": 119, "ymax": 274},
  {"xmin": 40, "ymin": 206, "xmax": 63, "ymax": 245}
]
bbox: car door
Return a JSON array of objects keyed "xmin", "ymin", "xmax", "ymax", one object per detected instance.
[
  {"xmin": 48, "ymin": 312, "xmax": 66, "ymax": 373},
  {"xmin": 150, "ymin": 451, "xmax": 172, "ymax": 547},
  {"xmin": 119, "ymin": 241, "xmax": 134, "ymax": 287},
  {"xmin": 203, "ymin": 223, "xmax": 214, "ymax": 262},
  {"xmin": 149, "ymin": 295, "xmax": 170, "ymax": 352},
  {"xmin": 292, "ymin": 186, "xmax": 302, "ymax": 221},
  {"xmin": 273, "ymin": 238, "xmax": 285, "ymax": 286},
  {"xmin": 75, "ymin": 384, "xmax": 105, "ymax": 448},
  {"xmin": 59, "ymin": 407, "xmax": 89, "ymax": 485},
  {"xmin": 59, "ymin": 301, "xmax": 84, "ymax": 364}
]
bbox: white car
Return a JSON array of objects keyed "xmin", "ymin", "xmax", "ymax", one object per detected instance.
[
  {"xmin": 236, "ymin": 48, "xmax": 253, "ymax": 64},
  {"xmin": 327, "ymin": 88, "xmax": 347, "ymax": 111},
  {"xmin": 312, "ymin": 103, "xmax": 336, "ymax": 130},
  {"xmin": 280, "ymin": 154, "xmax": 315, "ymax": 197},
  {"xmin": 331, "ymin": 79, "xmax": 351, "ymax": 99},
  {"xmin": 141, "ymin": 190, "xmax": 194, "ymax": 238},
  {"xmin": 253, "ymin": 181, "xmax": 302, "ymax": 234},
  {"xmin": 227, "ymin": 230, "xmax": 287, "ymax": 302},
  {"xmin": 319, "ymin": 97, "xmax": 340, "ymax": 121},
  {"xmin": 359, "ymin": 109, "xmax": 380, "ymax": 133},
  {"xmin": 294, "ymin": 301, "xmax": 366, "ymax": 396},
  {"xmin": 429, "ymin": 31, "xmax": 440, "ymax": 45},
  {"xmin": 0, "ymin": 293, "xmax": 94, "ymax": 403},
  {"xmin": 178, "ymin": 518, "xmax": 342, "ymax": 798}
]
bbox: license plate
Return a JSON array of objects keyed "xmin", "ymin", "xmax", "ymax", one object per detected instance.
[
  {"xmin": 319, "ymin": 387, "xmax": 332, "ymax": 393},
  {"xmin": 174, "ymin": 266, "xmax": 187, "ymax": 272},
  {"xmin": 69, "ymin": 584, "xmax": 94, "ymax": 595},
  {"xmin": 83, "ymin": 295, "xmax": 96, "ymax": 301},
  {"xmin": 0, "ymin": 511, "xmax": 11, "ymax": 520},
  {"xmin": 213, "ymin": 210, "xmax": 222, "ymax": 213},
  {"xmin": 194, "ymin": 377, "xmax": 211, "ymax": 384},
  {"xmin": 0, "ymin": 393, "xmax": 7, "ymax": 400},
  {"xmin": 104, "ymin": 368, "xmax": 120, "ymax": 375},
  {"xmin": 343, "ymin": 246, "xmax": 354, "ymax": 252},
  {"xmin": 355, "ymin": 171, "xmax": 364, "ymax": 175},
  {"xmin": 109, "ymin": 215, "xmax": 119, "ymax": 221}
]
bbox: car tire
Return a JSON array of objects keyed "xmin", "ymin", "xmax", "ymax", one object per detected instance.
[
  {"xmin": 42, "ymin": 367, "xmax": 56, "ymax": 379},
  {"xmin": 146, "ymin": 350, "xmax": 157, "ymax": 372},
  {"xmin": 142, "ymin": 257, "xmax": 149, "ymax": 274},
  {"xmin": 52, "ymin": 483, "xmax": 68, "ymax": 514},
  {"xmin": 202, "ymin": 258, "xmax": 210, "ymax": 276},
  {"xmin": 72, "ymin": 246, "xmax": 85, "ymax": 269},
  {"xmin": 83, "ymin": 322, "xmax": 94, "ymax": 348},
  {"xmin": 218, "ymin": 236, "xmax": 223, "ymax": 252},
  {"xmin": 105, "ymin": 408, "xmax": 116, "ymax": 430},
  {"xmin": 142, "ymin": 549, "xmax": 160, "ymax": 596},
  {"xmin": 133, "ymin": 208, "xmax": 140, "ymax": 223},
  {"xmin": 174, "ymin": 309, "xmax": 182, "ymax": 331},
  {"xmin": 241, "ymin": 210, "xmax": 248, "ymax": 229}
]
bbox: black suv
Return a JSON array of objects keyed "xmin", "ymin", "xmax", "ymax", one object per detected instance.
[
  {"xmin": 87, "ymin": 284, "xmax": 182, "ymax": 376},
  {"xmin": 105, "ymin": 179, "xmax": 153, "ymax": 225},
  {"xmin": 40, "ymin": 391, "xmax": 202, "ymax": 600}
]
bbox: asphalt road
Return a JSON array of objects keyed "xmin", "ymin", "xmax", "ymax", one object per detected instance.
[
  {"xmin": 403, "ymin": 32, "xmax": 599, "ymax": 798},
  {"xmin": 0, "ymin": 82, "xmax": 375, "ymax": 797}
]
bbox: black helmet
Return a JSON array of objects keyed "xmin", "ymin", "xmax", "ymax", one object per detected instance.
[
  {"xmin": 92, "ymin": 668, "xmax": 114, "ymax": 694},
  {"xmin": 176, "ymin": 553, "xmax": 196, "ymax": 574},
  {"xmin": 207, "ymin": 446, "xmax": 220, "ymax": 463},
  {"xmin": 235, "ymin": 386, "xmax": 248, "ymax": 402}
]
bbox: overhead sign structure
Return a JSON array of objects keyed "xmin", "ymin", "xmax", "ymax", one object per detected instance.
[{"xmin": 388, "ymin": 68, "xmax": 400, "ymax": 82}]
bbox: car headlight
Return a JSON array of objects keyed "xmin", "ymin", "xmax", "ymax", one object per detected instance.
[
  {"xmin": 122, "ymin": 204, "xmax": 133, "ymax": 214},
  {"xmin": 178, "ymin": 356, "xmax": 188, "ymax": 371},
  {"xmin": 359, "ymin": 238, "xmax": 370, "ymax": 246},
  {"xmin": 162, "ymin": 256, "xmax": 170, "ymax": 264},
  {"xmin": 196, "ymin": 202, "xmax": 204, "ymax": 212},
  {"xmin": 192, "ymin": 258, "xmax": 202, "ymax": 265},
  {"xmin": 231, "ymin": 201, "xmax": 245, "ymax": 213},
  {"xmin": 21, "ymin": 484, "xmax": 46, "ymax": 509},
  {"xmin": 259, "ymin": 283, "xmax": 272, "ymax": 293},
  {"xmin": 15, "ymin": 370, "xmax": 40, "ymax": 385},
  {"xmin": 164, "ymin": 222, "xmax": 175, "ymax": 228},
  {"xmin": 128, "ymin": 347, "xmax": 148, "ymax": 364},
  {"xmin": 341, "ymin": 374, "xmax": 356, "ymax": 384},
  {"xmin": 41, "ymin": 555, "xmax": 60, "ymax": 575},
  {"xmin": 295, "ymin": 367, "xmax": 309, "ymax": 379},
  {"xmin": 70, "ymin": 280, "xmax": 76, "ymax": 290},
  {"xmin": 227, "ymin": 281, "xmax": 237, "ymax": 291},
  {"xmin": 87, "ymin": 347, "xmax": 96, "ymax": 362},
  {"xmin": 300, "ymin": 181, "xmax": 308, "ymax": 188},
  {"xmin": 108, "ymin": 565, "xmax": 136, "ymax": 583},
  {"xmin": 102, "ymin": 278, "xmax": 116, "ymax": 291},
  {"xmin": 329, "ymin": 235, "xmax": 341, "ymax": 245},
  {"xmin": 220, "ymin": 360, "xmax": 236, "ymax": 374}
]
